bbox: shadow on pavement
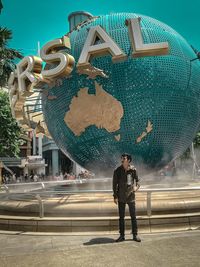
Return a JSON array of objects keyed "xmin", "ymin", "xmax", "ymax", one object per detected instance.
[{"xmin": 83, "ymin": 237, "xmax": 115, "ymax": 245}]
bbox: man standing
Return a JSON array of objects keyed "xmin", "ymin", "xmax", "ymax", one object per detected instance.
[{"xmin": 112, "ymin": 153, "xmax": 141, "ymax": 242}]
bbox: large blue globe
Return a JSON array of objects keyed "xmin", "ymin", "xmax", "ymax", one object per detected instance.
[{"xmin": 42, "ymin": 13, "xmax": 200, "ymax": 174}]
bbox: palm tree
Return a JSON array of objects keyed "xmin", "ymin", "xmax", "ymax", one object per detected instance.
[{"xmin": 0, "ymin": 27, "xmax": 23, "ymax": 87}]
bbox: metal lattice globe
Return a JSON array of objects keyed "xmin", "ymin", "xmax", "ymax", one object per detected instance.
[{"xmin": 42, "ymin": 12, "xmax": 200, "ymax": 173}]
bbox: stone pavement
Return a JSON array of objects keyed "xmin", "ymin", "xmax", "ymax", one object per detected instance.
[{"xmin": 0, "ymin": 230, "xmax": 199, "ymax": 267}]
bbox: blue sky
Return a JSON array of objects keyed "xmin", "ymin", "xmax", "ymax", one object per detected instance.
[{"xmin": 1, "ymin": 0, "xmax": 200, "ymax": 55}]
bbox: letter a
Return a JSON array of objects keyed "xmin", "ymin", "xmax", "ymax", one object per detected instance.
[{"xmin": 77, "ymin": 25, "xmax": 127, "ymax": 68}]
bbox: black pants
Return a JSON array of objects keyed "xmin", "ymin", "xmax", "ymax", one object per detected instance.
[{"xmin": 118, "ymin": 201, "xmax": 138, "ymax": 237}]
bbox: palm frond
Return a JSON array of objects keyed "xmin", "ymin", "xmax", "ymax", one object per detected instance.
[{"xmin": 0, "ymin": 27, "xmax": 23, "ymax": 87}]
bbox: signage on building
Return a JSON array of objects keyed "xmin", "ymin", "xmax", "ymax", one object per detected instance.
[{"xmin": 9, "ymin": 17, "xmax": 169, "ymax": 97}]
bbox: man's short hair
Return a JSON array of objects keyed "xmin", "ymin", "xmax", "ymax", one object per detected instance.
[{"xmin": 121, "ymin": 153, "xmax": 132, "ymax": 162}]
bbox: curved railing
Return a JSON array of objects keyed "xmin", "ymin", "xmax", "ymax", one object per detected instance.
[{"xmin": 1, "ymin": 180, "xmax": 200, "ymax": 218}]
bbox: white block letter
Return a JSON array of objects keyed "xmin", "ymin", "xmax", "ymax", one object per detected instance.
[
  {"xmin": 77, "ymin": 25, "xmax": 127, "ymax": 68},
  {"xmin": 126, "ymin": 18, "xmax": 169, "ymax": 57}
]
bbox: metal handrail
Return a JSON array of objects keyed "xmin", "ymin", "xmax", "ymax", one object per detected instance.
[
  {"xmin": 3, "ymin": 178, "xmax": 110, "ymax": 187},
  {"xmin": 2, "ymin": 186, "xmax": 200, "ymax": 194},
  {"xmin": 35, "ymin": 194, "xmax": 44, "ymax": 218},
  {"xmin": 0, "ymin": 186, "xmax": 200, "ymax": 218}
]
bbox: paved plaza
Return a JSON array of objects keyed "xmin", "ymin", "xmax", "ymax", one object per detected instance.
[{"xmin": 0, "ymin": 230, "xmax": 199, "ymax": 267}]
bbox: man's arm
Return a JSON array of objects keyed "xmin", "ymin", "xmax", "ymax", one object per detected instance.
[
  {"xmin": 135, "ymin": 169, "xmax": 140, "ymax": 184},
  {"xmin": 134, "ymin": 168, "xmax": 140, "ymax": 190},
  {"xmin": 112, "ymin": 169, "xmax": 118, "ymax": 199}
]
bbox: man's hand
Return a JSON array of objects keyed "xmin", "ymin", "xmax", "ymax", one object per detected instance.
[
  {"xmin": 114, "ymin": 197, "xmax": 118, "ymax": 204},
  {"xmin": 134, "ymin": 184, "xmax": 140, "ymax": 191}
]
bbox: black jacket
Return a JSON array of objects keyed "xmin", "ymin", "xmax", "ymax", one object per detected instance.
[{"xmin": 112, "ymin": 164, "xmax": 140, "ymax": 203}]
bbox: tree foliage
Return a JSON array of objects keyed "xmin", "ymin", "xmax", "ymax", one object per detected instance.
[
  {"xmin": 0, "ymin": 27, "xmax": 23, "ymax": 87},
  {"xmin": 0, "ymin": 90, "xmax": 21, "ymax": 156}
]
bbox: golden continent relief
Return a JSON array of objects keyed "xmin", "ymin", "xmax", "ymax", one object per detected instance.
[{"xmin": 64, "ymin": 81, "xmax": 124, "ymax": 136}]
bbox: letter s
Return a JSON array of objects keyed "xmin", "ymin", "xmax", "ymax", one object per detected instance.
[{"xmin": 40, "ymin": 38, "xmax": 75, "ymax": 79}]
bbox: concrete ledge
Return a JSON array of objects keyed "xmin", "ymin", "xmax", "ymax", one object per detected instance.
[{"xmin": 0, "ymin": 213, "xmax": 199, "ymax": 233}]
